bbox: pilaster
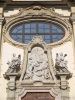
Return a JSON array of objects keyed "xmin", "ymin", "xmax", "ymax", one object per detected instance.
[
  {"xmin": 0, "ymin": 7, "xmax": 4, "ymax": 76},
  {"xmin": 70, "ymin": 7, "xmax": 75, "ymax": 68}
]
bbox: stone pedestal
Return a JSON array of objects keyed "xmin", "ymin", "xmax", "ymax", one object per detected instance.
[
  {"xmin": 4, "ymin": 73, "xmax": 19, "ymax": 100},
  {"xmin": 56, "ymin": 72, "xmax": 71, "ymax": 90},
  {"xmin": 56, "ymin": 71, "xmax": 72, "ymax": 100}
]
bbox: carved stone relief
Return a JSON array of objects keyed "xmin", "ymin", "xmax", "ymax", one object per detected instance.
[{"xmin": 24, "ymin": 47, "xmax": 52, "ymax": 81}]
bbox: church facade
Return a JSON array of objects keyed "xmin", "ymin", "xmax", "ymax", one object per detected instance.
[{"xmin": 0, "ymin": 0, "xmax": 75, "ymax": 100}]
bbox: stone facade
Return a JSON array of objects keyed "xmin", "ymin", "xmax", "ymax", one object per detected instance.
[{"xmin": 0, "ymin": 0, "xmax": 75, "ymax": 100}]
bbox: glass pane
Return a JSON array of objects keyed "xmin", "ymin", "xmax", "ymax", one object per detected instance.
[
  {"xmin": 16, "ymin": 38, "xmax": 22, "ymax": 43},
  {"xmin": 45, "ymin": 29, "xmax": 50, "ymax": 33},
  {"xmin": 38, "ymin": 29, "xmax": 44, "ymax": 33},
  {"xmin": 25, "ymin": 35, "xmax": 30, "ymax": 39},
  {"xmin": 31, "ymin": 29, "xmax": 36, "ymax": 33},
  {"xmin": 45, "ymin": 35, "xmax": 50, "ymax": 39},
  {"xmin": 45, "ymin": 40, "xmax": 50, "ymax": 44},
  {"xmin": 16, "ymin": 35, "xmax": 22, "ymax": 39},
  {"xmin": 52, "ymin": 29, "xmax": 58, "ymax": 33},
  {"xmin": 53, "ymin": 38, "xmax": 58, "ymax": 42},
  {"xmin": 17, "ymin": 25, "xmax": 22, "ymax": 30},
  {"xmin": 44, "ymin": 24, "xmax": 50, "ymax": 28},
  {"xmin": 53, "ymin": 35, "xmax": 58, "ymax": 38},
  {"xmin": 38, "ymin": 23, "xmax": 44, "ymax": 28},
  {"xmin": 11, "ymin": 35, "xmax": 17, "ymax": 39},
  {"xmin": 52, "ymin": 25, "xmax": 57, "ymax": 30},
  {"xmin": 31, "ymin": 23, "xmax": 36, "ymax": 28},
  {"xmin": 25, "ymin": 29, "xmax": 30, "ymax": 33},
  {"xmin": 12, "ymin": 29, "xmax": 18, "ymax": 33},
  {"xmin": 16, "ymin": 29, "xmax": 22, "ymax": 33},
  {"xmin": 25, "ymin": 24, "xmax": 30, "ymax": 28},
  {"xmin": 57, "ymin": 28, "xmax": 64, "ymax": 33},
  {"xmin": 24, "ymin": 40, "xmax": 30, "ymax": 43},
  {"xmin": 57, "ymin": 35, "xmax": 64, "ymax": 39}
]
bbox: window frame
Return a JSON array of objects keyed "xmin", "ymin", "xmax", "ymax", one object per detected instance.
[{"xmin": 10, "ymin": 21, "xmax": 65, "ymax": 44}]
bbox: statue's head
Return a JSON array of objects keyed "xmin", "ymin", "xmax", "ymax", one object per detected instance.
[
  {"xmin": 13, "ymin": 53, "xmax": 16, "ymax": 57},
  {"xmin": 60, "ymin": 52, "xmax": 63, "ymax": 56}
]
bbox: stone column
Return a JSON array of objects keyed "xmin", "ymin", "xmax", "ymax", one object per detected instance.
[
  {"xmin": 0, "ymin": 7, "xmax": 4, "ymax": 74},
  {"xmin": 70, "ymin": 7, "xmax": 75, "ymax": 68}
]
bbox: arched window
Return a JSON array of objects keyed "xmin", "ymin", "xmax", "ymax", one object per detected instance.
[{"xmin": 10, "ymin": 22, "xmax": 65, "ymax": 44}]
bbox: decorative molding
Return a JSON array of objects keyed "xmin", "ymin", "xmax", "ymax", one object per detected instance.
[
  {"xmin": 16, "ymin": 88, "xmax": 60, "ymax": 100},
  {"xmin": 3, "ymin": 5, "xmax": 73, "ymax": 48}
]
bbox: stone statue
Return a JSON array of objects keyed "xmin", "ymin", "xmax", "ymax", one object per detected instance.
[
  {"xmin": 24, "ymin": 47, "xmax": 51, "ymax": 80},
  {"xmin": 55, "ymin": 52, "xmax": 68, "ymax": 72},
  {"xmin": 6, "ymin": 54, "xmax": 21, "ymax": 73}
]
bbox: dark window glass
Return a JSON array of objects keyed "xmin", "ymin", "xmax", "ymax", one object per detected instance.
[{"xmin": 10, "ymin": 22, "xmax": 65, "ymax": 44}]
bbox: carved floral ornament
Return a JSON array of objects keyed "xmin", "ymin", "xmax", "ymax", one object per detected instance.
[{"xmin": 3, "ymin": 5, "xmax": 73, "ymax": 47}]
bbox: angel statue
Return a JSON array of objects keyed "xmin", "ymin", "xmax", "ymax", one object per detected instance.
[{"xmin": 6, "ymin": 54, "xmax": 21, "ymax": 73}]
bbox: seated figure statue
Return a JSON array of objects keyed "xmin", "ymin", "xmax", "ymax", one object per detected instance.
[
  {"xmin": 55, "ymin": 52, "xmax": 68, "ymax": 72},
  {"xmin": 6, "ymin": 54, "xmax": 21, "ymax": 73}
]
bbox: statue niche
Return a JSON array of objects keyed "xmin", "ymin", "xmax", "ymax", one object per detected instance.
[{"xmin": 24, "ymin": 46, "xmax": 52, "ymax": 81}]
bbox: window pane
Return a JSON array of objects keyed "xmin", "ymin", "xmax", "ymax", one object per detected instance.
[
  {"xmin": 45, "ymin": 40, "xmax": 50, "ymax": 44},
  {"xmin": 44, "ymin": 24, "xmax": 50, "ymax": 28},
  {"xmin": 31, "ymin": 23, "xmax": 36, "ymax": 28},
  {"xmin": 25, "ymin": 29, "xmax": 30, "ymax": 33},
  {"xmin": 16, "ymin": 38, "xmax": 22, "ymax": 43},
  {"xmin": 52, "ymin": 25, "xmax": 57, "ymax": 30},
  {"xmin": 57, "ymin": 28, "xmax": 64, "ymax": 33},
  {"xmin": 38, "ymin": 29, "xmax": 44, "ymax": 33},
  {"xmin": 52, "ymin": 29, "xmax": 57, "ymax": 33},
  {"xmin": 16, "ymin": 29, "xmax": 22, "ymax": 33},
  {"xmin": 57, "ymin": 35, "xmax": 64, "ymax": 39},
  {"xmin": 25, "ymin": 35, "xmax": 30, "ymax": 39},
  {"xmin": 25, "ymin": 24, "xmax": 30, "ymax": 28},
  {"xmin": 16, "ymin": 35, "xmax": 22, "ymax": 39},
  {"xmin": 31, "ymin": 29, "xmax": 36, "ymax": 33},
  {"xmin": 11, "ymin": 35, "xmax": 17, "ymax": 39},
  {"xmin": 53, "ymin": 38, "xmax": 58, "ymax": 42},
  {"xmin": 53, "ymin": 35, "xmax": 58, "ymax": 38},
  {"xmin": 24, "ymin": 40, "xmax": 30, "ymax": 43},
  {"xmin": 45, "ymin": 29, "xmax": 50, "ymax": 33},
  {"xmin": 38, "ymin": 23, "xmax": 44, "ymax": 28},
  {"xmin": 17, "ymin": 25, "xmax": 22, "ymax": 30},
  {"xmin": 45, "ymin": 35, "xmax": 50, "ymax": 39}
]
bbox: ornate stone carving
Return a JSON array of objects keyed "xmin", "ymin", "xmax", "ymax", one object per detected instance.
[
  {"xmin": 6, "ymin": 54, "xmax": 21, "ymax": 73},
  {"xmin": 55, "ymin": 52, "xmax": 68, "ymax": 72},
  {"xmin": 24, "ymin": 47, "xmax": 51, "ymax": 81}
]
